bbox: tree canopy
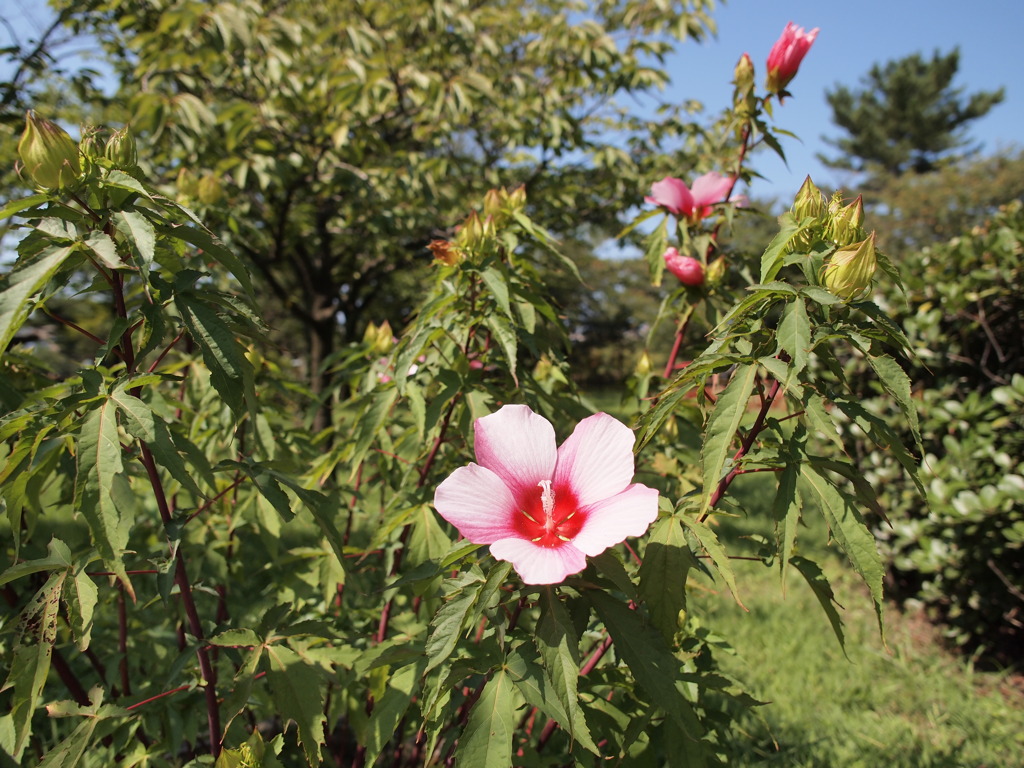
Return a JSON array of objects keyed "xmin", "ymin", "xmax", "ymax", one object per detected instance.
[
  {"xmin": 47, "ymin": 0, "xmax": 714, "ymax": 408},
  {"xmin": 819, "ymin": 48, "xmax": 1004, "ymax": 182}
]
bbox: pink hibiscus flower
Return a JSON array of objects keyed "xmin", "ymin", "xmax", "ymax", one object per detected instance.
[
  {"xmin": 645, "ymin": 172, "xmax": 734, "ymax": 223},
  {"xmin": 433, "ymin": 405, "xmax": 659, "ymax": 584}
]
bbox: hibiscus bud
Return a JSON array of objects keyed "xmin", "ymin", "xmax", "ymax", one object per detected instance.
[
  {"xmin": 733, "ymin": 52, "xmax": 757, "ymax": 116},
  {"xmin": 765, "ymin": 22, "xmax": 819, "ymax": 96},
  {"xmin": 635, "ymin": 350, "xmax": 653, "ymax": 376},
  {"xmin": 362, "ymin": 321, "xmax": 379, "ymax": 347},
  {"xmin": 824, "ymin": 233, "xmax": 877, "ymax": 300},
  {"xmin": 79, "ymin": 127, "xmax": 103, "ymax": 161},
  {"xmin": 507, "ymin": 184, "xmax": 527, "ymax": 211},
  {"xmin": 792, "ymin": 176, "xmax": 825, "ymax": 221},
  {"xmin": 482, "ymin": 188, "xmax": 504, "ymax": 219},
  {"xmin": 104, "ymin": 125, "xmax": 138, "ymax": 170},
  {"xmin": 197, "ymin": 173, "xmax": 224, "ymax": 205},
  {"xmin": 826, "ymin": 194, "xmax": 865, "ymax": 246},
  {"xmin": 427, "ymin": 239, "xmax": 464, "ymax": 266},
  {"xmin": 18, "ymin": 111, "xmax": 81, "ymax": 190},
  {"xmin": 456, "ymin": 210, "xmax": 485, "ymax": 248},
  {"xmin": 734, "ymin": 52, "xmax": 755, "ymax": 93},
  {"xmin": 706, "ymin": 255, "xmax": 727, "ymax": 284},
  {"xmin": 663, "ymin": 247, "xmax": 705, "ymax": 287},
  {"xmin": 374, "ymin": 320, "xmax": 395, "ymax": 355}
]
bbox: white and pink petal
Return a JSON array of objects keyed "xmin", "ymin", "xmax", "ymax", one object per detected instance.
[
  {"xmin": 474, "ymin": 404, "xmax": 557, "ymax": 500},
  {"xmin": 554, "ymin": 412, "xmax": 637, "ymax": 507},
  {"xmin": 570, "ymin": 483, "xmax": 660, "ymax": 557},
  {"xmin": 488, "ymin": 538, "xmax": 588, "ymax": 585},
  {"xmin": 433, "ymin": 463, "xmax": 520, "ymax": 544}
]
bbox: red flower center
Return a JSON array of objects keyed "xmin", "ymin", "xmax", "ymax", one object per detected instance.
[{"xmin": 513, "ymin": 480, "xmax": 586, "ymax": 548}]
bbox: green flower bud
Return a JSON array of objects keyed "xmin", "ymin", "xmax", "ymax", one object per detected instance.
[
  {"xmin": 706, "ymin": 255, "xmax": 727, "ymax": 284},
  {"xmin": 732, "ymin": 53, "xmax": 756, "ymax": 118},
  {"xmin": 104, "ymin": 125, "xmax": 138, "ymax": 170},
  {"xmin": 197, "ymin": 173, "xmax": 224, "ymax": 205},
  {"xmin": 176, "ymin": 167, "xmax": 199, "ymax": 204},
  {"xmin": 792, "ymin": 176, "xmax": 825, "ymax": 221},
  {"xmin": 79, "ymin": 127, "xmax": 103, "ymax": 161},
  {"xmin": 506, "ymin": 184, "xmax": 527, "ymax": 211},
  {"xmin": 17, "ymin": 111, "xmax": 81, "ymax": 190},
  {"xmin": 374, "ymin": 320, "xmax": 395, "ymax": 355},
  {"xmin": 635, "ymin": 350, "xmax": 653, "ymax": 377},
  {"xmin": 825, "ymin": 193, "xmax": 865, "ymax": 247},
  {"xmin": 482, "ymin": 188, "xmax": 504, "ymax": 220},
  {"xmin": 824, "ymin": 232, "xmax": 877, "ymax": 301}
]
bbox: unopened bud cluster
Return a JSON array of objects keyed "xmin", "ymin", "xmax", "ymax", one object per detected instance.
[
  {"xmin": 428, "ymin": 185, "xmax": 527, "ymax": 267},
  {"xmin": 787, "ymin": 176, "xmax": 880, "ymax": 301}
]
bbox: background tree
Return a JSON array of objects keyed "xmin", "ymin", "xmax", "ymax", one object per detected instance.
[
  {"xmin": 41, "ymin": 0, "xmax": 719, "ymax": 427},
  {"xmin": 819, "ymin": 48, "xmax": 1004, "ymax": 184}
]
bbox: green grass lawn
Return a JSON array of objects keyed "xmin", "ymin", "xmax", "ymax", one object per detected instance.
[{"xmin": 690, "ymin": 476, "xmax": 1024, "ymax": 767}]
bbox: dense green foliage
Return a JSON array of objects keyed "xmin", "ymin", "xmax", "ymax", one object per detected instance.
[
  {"xmin": 9, "ymin": 4, "xmax": 1008, "ymax": 767},
  {"xmin": 846, "ymin": 198, "xmax": 1024, "ymax": 662},
  {"xmin": 27, "ymin": 0, "xmax": 720, "ymax": 426}
]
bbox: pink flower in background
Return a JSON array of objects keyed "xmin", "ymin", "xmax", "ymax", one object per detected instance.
[
  {"xmin": 433, "ymin": 405, "xmax": 659, "ymax": 584},
  {"xmin": 646, "ymin": 172, "xmax": 733, "ymax": 223},
  {"xmin": 663, "ymin": 248, "xmax": 705, "ymax": 286},
  {"xmin": 644, "ymin": 176, "xmax": 693, "ymax": 217},
  {"xmin": 765, "ymin": 22, "xmax": 819, "ymax": 95}
]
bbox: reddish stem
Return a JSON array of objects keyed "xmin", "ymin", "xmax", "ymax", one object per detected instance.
[{"xmin": 703, "ymin": 374, "xmax": 782, "ymax": 519}]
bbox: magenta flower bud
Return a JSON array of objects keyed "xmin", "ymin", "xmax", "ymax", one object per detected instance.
[
  {"xmin": 765, "ymin": 22, "xmax": 819, "ymax": 96},
  {"xmin": 663, "ymin": 247, "xmax": 705, "ymax": 287}
]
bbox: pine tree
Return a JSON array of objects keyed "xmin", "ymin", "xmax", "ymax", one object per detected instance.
[{"xmin": 819, "ymin": 49, "xmax": 1003, "ymax": 181}]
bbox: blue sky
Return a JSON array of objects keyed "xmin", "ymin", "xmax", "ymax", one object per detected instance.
[
  {"xmin": 663, "ymin": 0, "xmax": 1023, "ymax": 202},
  {"xmin": 5, "ymin": 0, "xmax": 1020, "ymax": 204}
]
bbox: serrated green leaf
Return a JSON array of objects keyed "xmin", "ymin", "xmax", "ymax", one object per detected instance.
[
  {"xmin": 863, "ymin": 353, "xmax": 920, "ymax": 445},
  {"xmin": 424, "ymin": 577, "xmax": 483, "ymax": 672},
  {"xmin": 588, "ymin": 592, "xmax": 705, "ymax": 756},
  {"xmin": 535, "ymin": 589, "xmax": 598, "ymax": 753},
  {"xmin": 63, "ymin": 560, "xmax": 98, "ymax": 651},
  {"xmin": 3, "ymin": 571, "xmax": 64, "ymax": 759},
  {"xmin": 161, "ymin": 223, "xmax": 254, "ymax": 296},
  {"xmin": 265, "ymin": 645, "xmax": 326, "ymax": 767},
  {"xmin": 454, "ymin": 669, "xmax": 514, "ymax": 768},
  {"xmin": 84, "ymin": 231, "xmax": 122, "ymax": 269},
  {"xmin": 700, "ymin": 363, "xmax": 756, "ymax": 514},
  {"xmin": 362, "ymin": 661, "xmax": 422, "ymax": 766},
  {"xmin": 480, "ymin": 267, "xmax": 512, "ymax": 319},
  {"xmin": 829, "ymin": 395, "xmax": 924, "ymax": 497},
  {"xmin": 798, "ymin": 463, "xmax": 884, "ymax": 634},
  {"xmin": 347, "ymin": 388, "xmax": 398, "ymax": 480},
  {"xmin": 680, "ymin": 516, "xmax": 744, "ymax": 609},
  {"xmin": 176, "ymin": 295, "xmax": 252, "ymax": 416},
  {"xmin": 112, "ymin": 209, "xmax": 156, "ymax": 271},
  {"xmin": 209, "ymin": 629, "xmax": 262, "ymax": 647},
  {"xmin": 0, "ymin": 538, "xmax": 71, "ymax": 587},
  {"xmin": 771, "ymin": 464, "xmax": 801, "ymax": 587},
  {"xmin": 0, "ymin": 193, "xmax": 49, "ymax": 221},
  {"xmin": 484, "ymin": 314, "xmax": 518, "ymax": 385},
  {"xmin": 638, "ymin": 517, "xmax": 696, "ymax": 641},
  {"xmin": 790, "ymin": 556, "xmax": 847, "ymax": 655},
  {"xmin": 801, "ymin": 391, "xmax": 844, "ymax": 451},
  {"xmin": 777, "ymin": 297, "xmax": 811, "ymax": 373},
  {"xmin": 75, "ymin": 399, "xmax": 132, "ymax": 598},
  {"xmin": 760, "ymin": 215, "xmax": 803, "ymax": 282},
  {"xmin": 0, "ymin": 244, "xmax": 74, "ymax": 351}
]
